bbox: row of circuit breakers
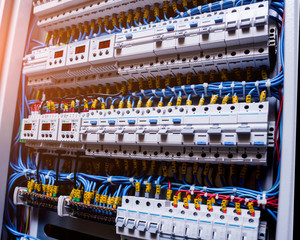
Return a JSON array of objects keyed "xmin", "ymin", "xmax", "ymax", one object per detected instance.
[
  {"xmin": 21, "ymin": 101, "xmax": 275, "ymax": 164},
  {"xmin": 23, "ymin": 2, "xmax": 273, "ymax": 88}
]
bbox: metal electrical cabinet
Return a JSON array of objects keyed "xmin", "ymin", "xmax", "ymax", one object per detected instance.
[{"xmin": 0, "ymin": 0, "xmax": 298, "ymax": 239}]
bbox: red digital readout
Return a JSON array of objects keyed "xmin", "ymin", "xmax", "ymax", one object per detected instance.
[
  {"xmin": 75, "ymin": 45, "xmax": 86, "ymax": 54},
  {"xmin": 99, "ymin": 40, "xmax": 110, "ymax": 49},
  {"xmin": 61, "ymin": 123, "xmax": 72, "ymax": 131},
  {"xmin": 54, "ymin": 50, "xmax": 64, "ymax": 58},
  {"xmin": 24, "ymin": 124, "xmax": 32, "ymax": 131},
  {"xmin": 42, "ymin": 123, "xmax": 51, "ymax": 131}
]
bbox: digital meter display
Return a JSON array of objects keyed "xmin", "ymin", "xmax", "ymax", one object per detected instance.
[
  {"xmin": 61, "ymin": 123, "xmax": 72, "ymax": 131},
  {"xmin": 75, "ymin": 45, "xmax": 86, "ymax": 54},
  {"xmin": 54, "ymin": 50, "xmax": 64, "ymax": 58},
  {"xmin": 24, "ymin": 124, "xmax": 32, "ymax": 131},
  {"xmin": 99, "ymin": 40, "xmax": 110, "ymax": 49},
  {"xmin": 41, "ymin": 123, "xmax": 51, "ymax": 131}
]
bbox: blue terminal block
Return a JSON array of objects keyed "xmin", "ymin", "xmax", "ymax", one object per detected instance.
[{"xmin": 166, "ymin": 25, "xmax": 175, "ymax": 31}]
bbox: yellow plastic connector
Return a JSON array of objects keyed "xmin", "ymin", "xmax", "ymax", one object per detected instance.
[
  {"xmin": 222, "ymin": 94, "xmax": 230, "ymax": 104},
  {"xmin": 155, "ymin": 185, "xmax": 161, "ymax": 195},
  {"xmin": 173, "ymin": 195, "xmax": 178, "ymax": 207},
  {"xmin": 235, "ymin": 202, "xmax": 241, "ymax": 215},
  {"xmin": 210, "ymin": 94, "xmax": 218, "ymax": 104},
  {"xmin": 183, "ymin": 197, "xmax": 189, "ymax": 209},
  {"xmin": 246, "ymin": 94, "xmax": 252, "ymax": 103},
  {"xmin": 181, "ymin": 162, "xmax": 187, "ymax": 175},
  {"xmin": 193, "ymin": 162, "xmax": 198, "ymax": 175},
  {"xmin": 260, "ymin": 90, "xmax": 267, "ymax": 102},
  {"xmin": 135, "ymin": 181, "xmax": 141, "ymax": 192},
  {"xmin": 171, "ymin": 161, "xmax": 177, "ymax": 174},
  {"xmin": 232, "ymin": 94, "xmax": 239, "ymax": 104},
  {"xmin": 145, "ymin": 182, "xmax": 151, "ymax": 193},
  {"xmin": 207, "ymin": 199, "xmax": 213, "ymax": 212},
  {"xmin": 194, "ymin": 198, "xmax": 200, "ymax": 210},
  {"xmin": 91, "ymin": 99, "xmax": 98, "ymax": 110},
  {"xmin": 166, "ymin": 189, "xmax": 173, "ymax": 200},
  {"xmin": 221, "ymin": 199, "xmax": 228, "ymax": 213},
  {"xmin": 198, "ymin": 71, "xmax": 204, "ymax": 84},
  {"xmin": 247, "ymin": 202, "xmax": 255, "ymax": 216}
]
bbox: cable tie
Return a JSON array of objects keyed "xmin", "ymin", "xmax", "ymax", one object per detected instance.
[
  {"xmin": 107, "ymin": 176, "xmax": 115, "ymax": 185},
  {"xmin": 242, "ymin": 81, "xmax": 246, "ymax": 98},
  {"xmin": 129, "ymin": 177, "xmax": 135, "ymax": 186},
  {"xmin": 230, "ymin": 195, "xmax": 235, "ymax": 201},
  {"xmin": 203, "ymin": 186, "xmax": 207, "ymax": 192},
  {"xmin": 143, "ymin": 180, "xmax": 147, "ymax": 185},
  {"xmin": 152, "ymin": 89, "xmax": 158, "ymax": 97},
  {"xmin": 190, "ymin": 185, "xmax": 195, "ymax": 195},
  {"xmin": 198, "ymin": 5, "xmax": 202, "ymax": 14},
  {"xmin": 181, "ymin": 85, "xmax": 187, "ymax": 96},
  {"xmin": 132, "ymin": 92, "xmax": 136, "ymax": 97},
  {"xmin": 231, "ymin": 82, "xmax": 235, "ymax": 96},
  {"xmin": 23, "ymin": 169, "xmax": 31, "ymax": 174},
  {"xmin": 191, "ymin": 85, "xmax": 197, "ymax": 95},
  {"xmin": 219, "ymin": 82, "xmax": 223, "ymax": 97},
  {"xmin": 45, "ymin": 170, "xmax": 52, "ymax": 179},
  {"xmin": 171, "ymin": 87, "xmax": 178, "ymax": 97},
  {"xmin": 67, "ymin": 173, "xmax": 73, "ymax": 180},
  {"xmin": 154, "ymin": 180, "xmax": 157, "ymax": 185},
  {"xmin": 162, "ymin": 89, "xmax": 166, "ymax": 97},
  {"xmin": 219, "ymin": 1, "xmax": 223, "ymax": 10},
  {"xmin": 204, "ymin": 192, "xmax": 208, "ymax": 197},
  {"xmin": 203, "ymin": 83, "xmax": 208, "ymax": 96},
  {"xmin": 232, "ymin": 188, "xmax": 237, "ymax": 195},
  {"xmin": 266, "ymin": 80, "xmax": 271, "ymax": 97},
  {"xmin": 31, "ymin": 170, "xmax": 36, "ymax": 175},
  {"xmin": 255, "ymin": 81, "xmax": 260, "ymax": 96},
  {"xmin": 208, "ymin": 3, "xmax": 212, "ymax": 12},
  {"xmin": 140, "ymin": 89, "xmax": 146, "ymax": 97},
  {"xmin": 260, "ymin": 191, "xmax": 267, "ymax": 208},
  {"xmin": 215, "ymin": 194, "xmax": 219, "ymax": 200},
  {"xmin": 187, "ymin": 10, "xmax": 191, "ymax": 16},
  {"xmin": 244, "ymin": 198, "xmax": 249, "ymax": 204},
  {"xmin": 180, "ymin": 12, "xmax": 184, "ymax": 17}
]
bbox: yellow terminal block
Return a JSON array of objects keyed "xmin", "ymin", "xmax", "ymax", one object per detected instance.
[
  {"xmin": 198, "ymin": 95, "xmax": 205, "ymax": 106},
  {"xmin": 176, "ymin": 96, "xmax": 182, "ymax": 106},
  {"xmin": 35, "ymin": 183, "xmax": 42, "ymax": 193},
  {"xmin": 183, "ymin": 197, "xmax": 189, "ymax": 209},
  {"xmin": 173, "ymin": 195, "xmax": 178, "ymax": 207},
  {"xmin": 91, "ymin": 99, "xmax": 98, "ymax": 110},
  {"xmin": 232, "ymin": 94, "xmax": 239, "ymax": 104},
  {"xmin": 186, "ymin": 72, "xmax": 193, "ymax": 85},
  {"xmin": 207, "ymin": 199, "xmax": 213, "ymax": 212},
  {"xmin": 198, "ymin": 71, "xmax": 204, "ymax": 84},
  {"xmin": 155, "ymin": 75, "xmax": 161, "ymax": 89},
  {"xmin": 181, "ymin": 162, "xmax": 187, "ymax": 175},
  {"xmin": 146, "ymin": 98, "xmax": 153, "ymax": 108},
  {"xmin": 246, "ymin": 94, "xmax": 252, "ymax": 103},
  {"xmin": 109, "ymin": 196, "xmax": 115, "ymax": 206},
  {"xmin": 115, "ymin": 196, "xmax": 122, "ymax": 206},
  {"xmin": 186, "ymin": 99, "xmax": 192, "ymax": 106},
  {"xmin": 221, "ymin": 200, "xmax": 228, "ymax": 213},
  {"xmin": 222, "ymin": 94, "xmax": 230, "ymax": 104},
  {"xmin": 165, "ymin": 74, "xmax": 171, "ymax": 86},
  {"xmin": 203, "ymin": 163, "xmax": 210, "ymax": 176},
  {"xmin": 218, "ymin": 163, "xmax": 223, "ymax": 176},
  {"xmin": 235, "ymin": 202, "xmax": 241, "ymax": 215},
  {"xmin": 155, "ymin": 185, "xmax": 161, "ymax": 195},
  {"xmin": 142, "ymin": 160, "xmax": 147, "ymax": 172},
  {"xmin": 135, "ymin": 182, "xmax": 141, "ymax": 192},
  {"xmin": 162, "ymin": 164, "xmax": 168, "ymax": 177},
  {"xmin": 145, "ymin": 183, "xmax": 151, "ymax": 193},
  {"xmin": 172, "ymin": 161, "xmax": 177, "ymax": 174},
  {"xmin": 260, "ymin": 90, "xmax": 267, "ymax": 102},
  {"xmin": 247, "ymin": 202, "xmax": 255, "ymax": 216},
  {"xmin": 53, "ymin": 185, "xmax": 59, "ymax": 197},
  {"xmin": 210, "ymin": 95, "xmax": 218, "ymax": 104},
  {"xmin": 193, "ymin": 162, "xmax": 198, "ymax": 175},
  {"xmin": 166, "ymin": 189, "xmax": 173, "ymax": 200},
  {"xmin": 95, "ymin": 194, "xmax": 101, "ymax": 204},
  {"xmin": 194, "ymin": 198, "xmax": 200, "ymax": 210}
]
